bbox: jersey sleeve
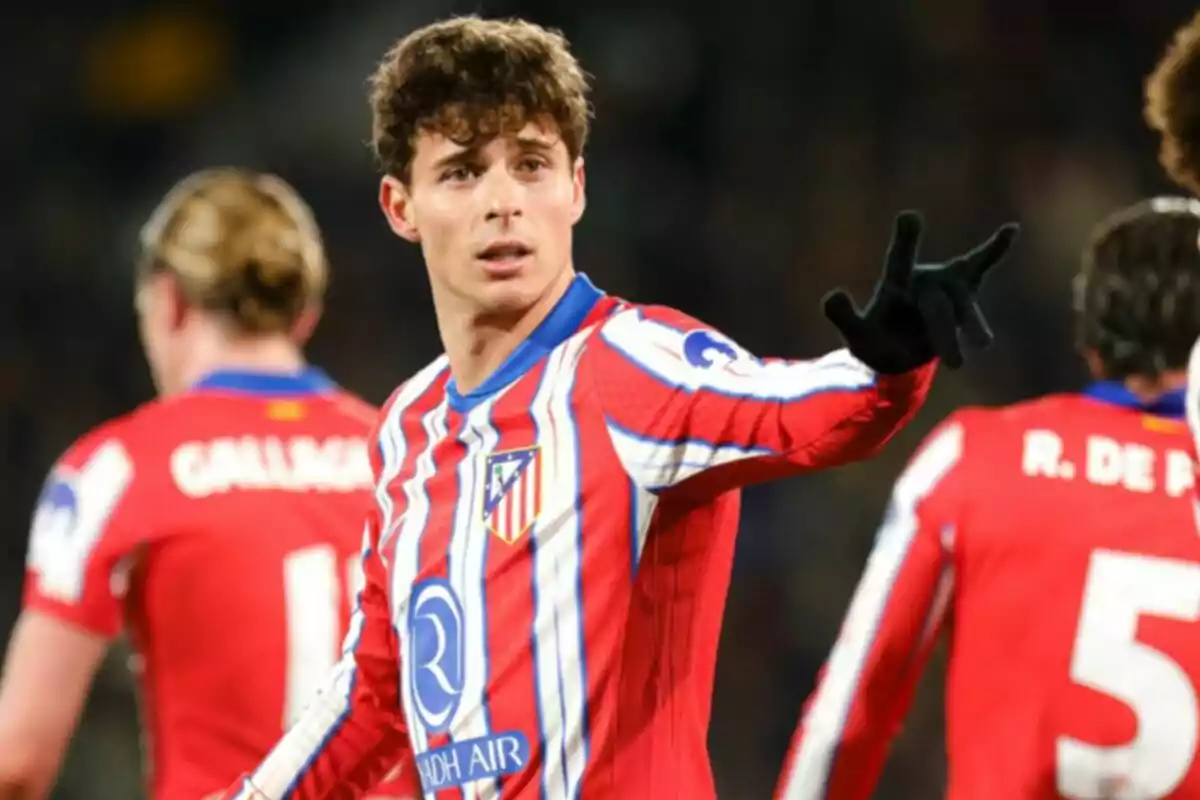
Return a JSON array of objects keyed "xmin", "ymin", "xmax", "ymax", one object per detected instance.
[
  {"xmin": 226, "ymin": 451, "xmax": 418, "ymax": 800},
  {"xmin": 22, "ymin": 436, "xmax": 139, "ymax": 638},
  {"xmin": 581, "ymin": 307, "xmax": 936, "ymax": 496},
  {"xmin": 775, "ymin": 416, "xmax": 968, "ymax": 800}
]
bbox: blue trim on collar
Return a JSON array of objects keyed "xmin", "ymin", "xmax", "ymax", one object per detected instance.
[
  {"xmin": 447, "ymin": 273, "xmax": 604, "ymax": 413},
  {"xmin": 192, "ymin": 366, "xmax": 336, "ymax": 396},
  {"xmin": 1082, "ymin": 380, "xmax": 1186, "ymax": 419}
]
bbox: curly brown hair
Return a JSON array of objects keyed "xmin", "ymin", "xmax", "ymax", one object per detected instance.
[
  {"xmin": 138, "ymin": 168, "xmax": 327, "ymax": 335},
  {"xmin": 1146, "ymin": 11, "xmax": 1200, "ymax": 196},
  {"xmin": 368, "ymin": 16, "xmax": 591, "ymax": 182}
]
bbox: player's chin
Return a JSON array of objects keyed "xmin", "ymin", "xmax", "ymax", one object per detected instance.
[
  {"xmin": 471, "ymin": 261, "xmax": 541, "ymax": 307},
  {"xmin": 475, "ymin": 285, "xmax": 540, "ymax": 317}
]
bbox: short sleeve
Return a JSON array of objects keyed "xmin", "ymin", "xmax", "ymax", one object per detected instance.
[{"xmin": 23, "ymin": 438, "xmax": 138, "ymax": 638}]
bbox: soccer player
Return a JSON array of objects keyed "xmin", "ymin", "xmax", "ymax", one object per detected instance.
[
  {"xmin": 0, "ymin": 169, "xmax": 413, "ymax": 799},
  {"xmin": 221, "ymin": 16, "xmax": 1017, "ymax": 800},
  {"xmin": 775, "ymin": 197, "xmax": 1200, "ymax": 800}
]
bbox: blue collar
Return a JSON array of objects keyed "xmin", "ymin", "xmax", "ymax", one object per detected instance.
[
  {"xmin": 1082, "ymin": 380, "xmax": 1187, "ymax": 419},
  {"xmin": 447, "ymin": 273, "xmax": 604, "ymax": 413},
  {"xmin": 192, "ymin": 366, "xmax": 336, "ymax": 396}
]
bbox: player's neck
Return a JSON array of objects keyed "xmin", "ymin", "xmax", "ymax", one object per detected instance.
[
  {"xmin": 175, "ymin": 331, "xmax": 307, "ymax": 393},
  {"xmin": 1123, "ymin": 370, "xmax": 1187, "ymax": 401},
  {"xmin": 441, "ymin": 268, "xmax": 576, "ymax": 395}
]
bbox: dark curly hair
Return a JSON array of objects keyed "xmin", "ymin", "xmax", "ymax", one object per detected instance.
[
  {"xmin": 1146, "ymin": 11, "xmax": 1200, "ymax": 196},
  {"xmin": 1075, "ymin": 197, "xmax": 1200, "ymax": 380},
  {"xmin": 368, "ymin": 16, "xmax": 592, "ymax": 182}
]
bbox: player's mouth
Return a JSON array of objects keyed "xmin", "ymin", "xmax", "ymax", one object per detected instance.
[{"xmin": 476, "ymin": 241, "xmax": 534, "ymax": 276}]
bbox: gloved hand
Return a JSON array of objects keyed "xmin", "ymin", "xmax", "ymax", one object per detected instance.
[{"xmin": 824, "ymin": 211, "xmax": 1019, "ymax": 373}]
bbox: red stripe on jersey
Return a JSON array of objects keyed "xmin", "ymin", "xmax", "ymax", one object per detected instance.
[
  {"xmin": 578, "ymin": 296, "xmax": 624, "ymax": 330},
  {"xmin": 380, "ymin": 380, "xmax": 448, "ymax": 564},
  {"xmin": 595, "ymin": 348, "xmax": 767, "ymax": 450},
  {"xmin": 413, "ymin": 404, "xmax": 467, "ymax": 793},
  {"xmin": 481, "ymin": 362, "xmax": 549, "ymax": 797},
  {"xmin": 570, "ymin": 375, "xmax": 637, "ymax": 797}
]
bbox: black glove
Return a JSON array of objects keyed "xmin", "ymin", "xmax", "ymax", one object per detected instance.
[{"xmin": 823, "ymin": 211, "xmax": 1018, "ymax": 373}]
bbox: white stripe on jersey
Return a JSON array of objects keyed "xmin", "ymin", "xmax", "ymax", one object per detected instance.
[
  {"xmin": 379, "ymin": 358, "xmax": 450, "ymax": 557},
  {"xmin": 392, "ymin": 395, "xmax": 453, "ymax": 776},
  {"xmin": 604, "ymin": 425, "xmax": 774, "ymax": 491},
  {"xmin": 448, "ymin": 395, "xmax": 504, "ymax": 800},
  {"xmin": 629, "ymin": 480, "xmax": 657, "ymax": 575},
  {"xmin": 528, "ymin": 333, "xmax": 591, "ymax": 800},
  {"xmin": 778, "ymin": 422, "xmax": 963, "ymax": 800},
  {"xmin": 232, "ymin": 777, "xmax": 263, "ymax": 799},
  {"xmin": 376, "ymin": 408, "xmax": 405, "ymax": 556},
  {"xmin": 353, "ymin": 357, "xmax": 446, "ymax": 658},
  {"xmin": 598, "ymin": 310, "xmax": 877, "ymax": 399},
  {"xmin": 244, "ymin": 359, "xmax": 445, "ymax": 798},
  {"xmin": 338, "ymin": 521, "xmax": 373, "ymax": 661}
]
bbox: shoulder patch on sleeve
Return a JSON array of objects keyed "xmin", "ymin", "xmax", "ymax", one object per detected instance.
[
  {"xmin": 598, "ymin": 307, "xmax": 756, "ymax": 378},
  {"xmin": 680, "ymin": 328, "xmax": 744, "ymax": 370},
  {"xmin": 28, "ymin": 440, "xmax": 135, "ymax": 603}
]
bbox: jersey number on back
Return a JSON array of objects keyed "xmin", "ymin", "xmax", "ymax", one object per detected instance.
[
  {"xmin": 282, "ymin": 544, "xmax": 364, "ymax": 728},
  {"xmin": 1058, "ymin": 549, "xmax": 1200, "ymax": 798}
]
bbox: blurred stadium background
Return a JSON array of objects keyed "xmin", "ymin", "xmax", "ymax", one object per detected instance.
[{"xmin": 5, "ymin": 1, "xmax": 1199, "ymax": 797}]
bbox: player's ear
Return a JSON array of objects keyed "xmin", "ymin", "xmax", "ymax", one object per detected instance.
[
  {"xmin": 162, "ymin": 273, "xmax": 189, "ymax": 332},
  {"xmin": 290, "ymin": 302, "xmax": 321, "ymax": 346},
  {"xmin": 380, "ymin": 176, "xmax": 420, "ymax": 243},
  {"xmin": 570, "ymin": 157, "xmax": 586, "ymax": 225}
]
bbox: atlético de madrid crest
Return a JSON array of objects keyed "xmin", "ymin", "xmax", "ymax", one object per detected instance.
[{"xmin": 482, "ymin": 446, "xmax": 543, "ymax": 544}]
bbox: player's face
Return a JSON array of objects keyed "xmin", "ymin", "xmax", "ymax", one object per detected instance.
[{"xmin": 380, "ymin": 120, "xmax": 586, "ymax": 318}]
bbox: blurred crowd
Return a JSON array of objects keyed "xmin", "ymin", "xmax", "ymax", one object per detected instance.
[{"xmin": 5, "ymin": 1, "xmax": 1198, "ymax": 796}]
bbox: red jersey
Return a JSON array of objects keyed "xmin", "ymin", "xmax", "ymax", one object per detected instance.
[
  {"xmin": 226, "ymin": 274, "xmax": 935, "ymax": 800},
  {"xmin": 776, "ymin": 383, "xmax": 1200, "ymax": 800},
  {"xmin": 22, "ymin": 368, "xmax": 411, "ymax": 799}
]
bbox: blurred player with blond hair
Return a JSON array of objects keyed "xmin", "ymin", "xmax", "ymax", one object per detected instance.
[{"xmin": 0, "ymin": 169, "xmax": 413, "ymax": 799}]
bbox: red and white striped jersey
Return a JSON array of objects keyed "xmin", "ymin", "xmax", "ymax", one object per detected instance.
[
  {"xmin": 776, "ymin": 383, "xmax": 1200, "ymax": 800},
  {"xmin": 232, "ymin": 274, "xmax": 935, "ymax": 800}
]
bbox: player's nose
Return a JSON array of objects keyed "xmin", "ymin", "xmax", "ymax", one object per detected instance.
[{"xmin": 482, "ymin": 169, "xmax": 524, "ymax": 221}]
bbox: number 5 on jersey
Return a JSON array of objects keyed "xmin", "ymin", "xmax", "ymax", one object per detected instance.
[
  {"xmin": 1058, "ymin": 549, "xmax": 1200, "ymax": 798},
  {"xmin": 282, "ymin": 544, "xmax": 364, "ymax": 727}
]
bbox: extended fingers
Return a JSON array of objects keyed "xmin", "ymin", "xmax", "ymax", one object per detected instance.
[{"xmin": 882, "ymin": 211, "xmax": 924, "ymax": 289}]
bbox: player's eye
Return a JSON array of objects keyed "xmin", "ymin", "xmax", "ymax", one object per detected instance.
[
  {"xmin": 516, "ymin": 156, "xmax": 548, "ymax": 175},
  {"xmin": 440, "ymin": 165, "xmax": 476, "ymax": 183}
]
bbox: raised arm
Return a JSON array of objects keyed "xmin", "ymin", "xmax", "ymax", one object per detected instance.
[
  {"xmin": 582, "ymin": 307, "xmax": 935, "ymax": 496},
  {"xmin": 583, "ymin": 213, "xmax": 1015, "ymax": 497},
  {"xmin": 775, "ymin": 418, "xmax": 968, "ymax": 800}
]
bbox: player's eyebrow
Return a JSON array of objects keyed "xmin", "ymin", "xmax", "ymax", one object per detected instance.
[
  {"xmin": 431, "ymin": 148, "xmax": 478, "ymax": 171},
  {"xmin": 513, "ymin": 136, "xmax": 559, "ymax": 155},
  {"xmin": 429, "ymin": 135, "xmax": 558, "ymax": 172}
]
